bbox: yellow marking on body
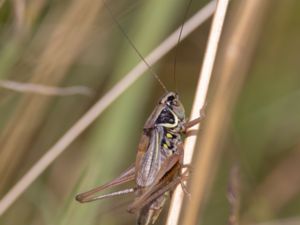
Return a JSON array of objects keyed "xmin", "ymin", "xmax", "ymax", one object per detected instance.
[
  {"xmin": 166, "ymin": 133, "xmax": 173, "ymax": 138},
  {"xmin": 163, "ymin": 143, "xmax": 168, "ymax": 149}
]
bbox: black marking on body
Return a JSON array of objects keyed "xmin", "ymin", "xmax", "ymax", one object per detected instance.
[
  {"xmin": 167, "ymin": 95, "xmax": 175, "ymax": 103},
  {"xmin": 160, "ymin": 128, "xmax": 181, "ymax": 154},
  {"xmin": 156, "ymin": 109, "xmax": 175, "ymax": 124}
]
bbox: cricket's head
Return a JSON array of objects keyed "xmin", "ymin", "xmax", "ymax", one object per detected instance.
[{"xmin": 157, "ymin": 92, "xmax": 185, "ymax": 127}]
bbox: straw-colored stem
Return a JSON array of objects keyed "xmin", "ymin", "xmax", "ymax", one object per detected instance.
[
  {"xmin": 166, "ymin": 0, "xmax": 229, "ymax": 224},
  {"xmin": 181, "ymin": 1, "xmax": 270, "ymax": 225},
  {"xmin": 0, "ymin": 2, "xmax": 216, "ymax": 216}
]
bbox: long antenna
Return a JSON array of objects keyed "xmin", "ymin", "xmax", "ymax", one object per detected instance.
[
  {"xmin": 173, "ymin": 0, "xmax": 194, "ymax": 92},
  {"xmin": 103, "ymin": 0, "xmax": 168, "ymax": 93}
]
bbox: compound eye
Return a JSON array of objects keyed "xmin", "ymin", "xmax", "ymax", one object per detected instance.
[
  {"xmin": 166, "ymin": 96, "xmax": 175, "ymax": 105},
  {"xmin": 167, "ymin": 95, "xmax": 175, "ymax": 102}
]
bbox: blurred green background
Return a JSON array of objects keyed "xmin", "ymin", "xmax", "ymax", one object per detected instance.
[{"xmin": 0, "ymin": 0, "xmax": 300, "ymax": 225}]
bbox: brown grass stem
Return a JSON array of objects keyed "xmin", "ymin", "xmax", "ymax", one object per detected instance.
[
  {"xmin": 0, "ymin": 2, "xmax": 216, "ymax": 216},
  {"xmin": 180, "ymin": 1, "xmax": 270, "ymax": 225}
]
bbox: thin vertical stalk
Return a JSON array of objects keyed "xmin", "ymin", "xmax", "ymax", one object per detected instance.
[{"xmin": 166, "ymin": 0, "xmax": 229, "ymax": 224}]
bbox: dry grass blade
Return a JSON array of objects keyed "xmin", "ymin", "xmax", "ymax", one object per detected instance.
[
  {"xmin": 0, "ymin": 2, "xmax": 216, "ymax": 216},
  {"xmin": 0, "ymin": 80, "xmax": 93, "ymax": 96},
  {"xmin": 0, "ymin": 0, "xmax": 104, "ymax": 197},
  {"xmin": 181, "ymin": 1, "xmax": 271, "ymax": 225},
  {"xmin": 167, "ymin": 0, "xmax": 228, "ymax": 224}
]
